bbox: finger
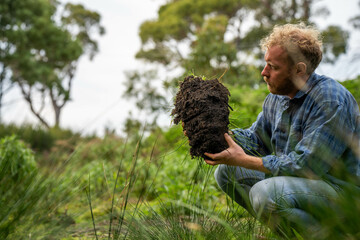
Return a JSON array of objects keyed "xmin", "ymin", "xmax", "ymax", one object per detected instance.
[
  {"xmin": 204, "ymin": 159, "xmax": 219, "ymax": 166},
  {"xmin": 204, "ymin": 152, "xmax": 215, "ymax": 160},
  {"xmin": 224, "ymin": 133, "xmax": 236, "ymax": 147}
]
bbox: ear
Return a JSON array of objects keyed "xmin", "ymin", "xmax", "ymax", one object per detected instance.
[{"xmin": 296, "ymin": 62, "xmax": 307, "ymax": 75}]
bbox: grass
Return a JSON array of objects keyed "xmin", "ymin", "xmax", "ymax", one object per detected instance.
[
  {"xmin": 81, "ymin": 133, "xmax": 276, "ymax": 240},
  {"xmin": 81, "ymin": 131, "xmax": 360, "ymax": 240},
  {"xmin": 2, "ymin": 126, "xmax": 360, "ymax": 239}
]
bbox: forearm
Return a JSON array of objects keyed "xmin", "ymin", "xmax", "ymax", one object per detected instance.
[{"xmin": 242, "ymin": 155, "xmax": 271, "ymax": 174}]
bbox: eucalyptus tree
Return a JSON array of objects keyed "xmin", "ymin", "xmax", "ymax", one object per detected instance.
[
  {"xmin": 124, "ymin": 0, "xmax": 349, "ymax": 120},
  {"xmin": 0, "ymin": 0, "xmax": 105, "ymax": 128}
]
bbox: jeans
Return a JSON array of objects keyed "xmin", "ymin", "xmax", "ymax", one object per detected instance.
[{"xmin": 214, "ymin": 164, "xmax": 340, "ymax": 238}]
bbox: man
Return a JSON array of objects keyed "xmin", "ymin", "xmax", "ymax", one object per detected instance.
[{"xmin": 204, "ymin": 23, "xmax": 360, "ymax": 238}]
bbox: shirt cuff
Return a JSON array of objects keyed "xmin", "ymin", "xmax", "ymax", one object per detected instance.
[{"xmin": 262, "ymin": 155, "xmax": 279, "ymax": 176}]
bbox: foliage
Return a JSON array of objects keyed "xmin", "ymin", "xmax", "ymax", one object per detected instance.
[
  {"xmin": 123, "ymin": 70, "xmax": 169, "ymax": 121},
  {"xmin": 0, "ymin": 0, "xmax": 105, "ymax": 128},
  {"xmin": 0, "ymin": 135, "xmax": 79, "ymax": 239},
  {"xmin": 0, "ymin": 135, "xmax": 37, "ymax": 185},
  {"xmin": 77, "ymin": 130, "xmax": 273, "ymax": 239},
  {"xmin": 124, "ymin": 200, "xmax": 265, "ymax": 240},
  {"xmin": 124, "ymin": 0, "xmax": 350, "ymax": 123},
  {"xmin": 67, "ymin": 136, "xmax": 128, "ymax": 198},
  {"xmin": 349, "ymin": 0, "xmax": 360, "ymax": 29},
  {"xmin": 80, "ymin": 118, "xmax": 360, "ymax": 240},
  {"xmin": 340, "ymin": 75, "xmax": 360, "ymax": 105},
  {"xmin": 0, "ymin": 123, "xmax": 80, "ymax": 152},
  {"xmin": 0, "ymin": 136, "xmax": 37, "ymax": 237},
  {"xmin": 1, "ymin": 71, "xmax": 359, "ymax": 238},
  {"xmin": 227, "ymin": 83, "xmax": 269, "ymax": 129},
  {"xmin": 322, "ymin": 26, "xmax": 349, "ymax": 63},
  {"xmin": 2, "ymin": 113, "xmax": 360, "ymax": 238}
]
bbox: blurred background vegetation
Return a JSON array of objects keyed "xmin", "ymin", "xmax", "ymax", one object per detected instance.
[{"xmin": 1, "ymin": 0, "xmax": 360, "ymax": 239}]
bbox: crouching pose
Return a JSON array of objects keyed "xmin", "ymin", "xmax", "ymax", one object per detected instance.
[{"xmin": 204, "ymin": 23, "xmax": 360, "ymax": 238}]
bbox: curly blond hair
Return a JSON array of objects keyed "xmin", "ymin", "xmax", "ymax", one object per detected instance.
[{"xmin": 260, "ymin": 23, "xmax": 323, "ymax": 74}]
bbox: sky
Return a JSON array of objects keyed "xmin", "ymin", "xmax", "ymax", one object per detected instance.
[{"xmin": 2, "ymin": 0, "xmax": 360, "ymax": 137}]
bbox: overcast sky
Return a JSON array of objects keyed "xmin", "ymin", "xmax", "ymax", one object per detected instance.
[{"xmin": 3, "ymin": 0, "xmax": 360, "ymax": 137}]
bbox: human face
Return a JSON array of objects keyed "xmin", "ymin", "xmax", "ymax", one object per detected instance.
[{"xmin": 261, "ymin": 46, "xmax": 298, "ymax": 98}]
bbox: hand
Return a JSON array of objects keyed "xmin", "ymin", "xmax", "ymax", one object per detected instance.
[
  {"xmin": 204, "ymin": 133, "xmax": 270, "ymax": 173},
  {"xmin": 204, "ymin": 133, "xmax": 247, "ymax": 166}
]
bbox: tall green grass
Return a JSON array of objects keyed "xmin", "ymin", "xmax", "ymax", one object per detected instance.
[
  {"xmin": 83, "ymin": 131, "xmax": 276, "ymax": 240},
  {"xmin": 2, "ymin": 122, "xmax": 360, "ymax": 239},
  {"xmin": 0, "ymin": 135, "xmax": 81, "ymax": 239},
  {"xmin": 83, "ymin": 127, "xmax": 360, "ymax": 240}
]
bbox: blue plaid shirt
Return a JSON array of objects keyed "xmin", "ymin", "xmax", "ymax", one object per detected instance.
[{"xmin": 233, "ymin": 73, "xmax": 360, "ymax": 188}]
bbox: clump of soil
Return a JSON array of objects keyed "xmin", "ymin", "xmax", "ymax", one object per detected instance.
[{"xmin": 171, "ymin": 75, "xmax": 231, "ymax": 159}]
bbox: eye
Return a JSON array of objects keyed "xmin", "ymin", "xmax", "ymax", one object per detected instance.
[{"xmin": 269, "ymin": 64, "xmax": 278, "ymax": 70}]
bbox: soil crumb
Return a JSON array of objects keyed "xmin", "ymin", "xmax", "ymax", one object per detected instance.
[{"xmin": 171, "ymin": 75, "xmax": 231, "ymax": 159}]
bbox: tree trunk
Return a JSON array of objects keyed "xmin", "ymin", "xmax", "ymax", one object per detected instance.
[
  {"xmin": 291, "ymin": 0, "xmax": 297, "ymax": 18},
  {"xmin": 17, "ymin": 80, "xmax": 50, "ymax": 129},
  {"xmin": 54, "ymin": 104, "xmax": 61, "ymax": 128},
  {"xmin": 302, "ymin": 0, "xmax": 311, "ymax": 20},
  {"xmin": 49, "ymin": 87, "xmax": 64, "ymax": 129}
]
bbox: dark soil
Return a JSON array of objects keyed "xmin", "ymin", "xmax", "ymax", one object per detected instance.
[{"xmin": 171, "ymin": 75, "xmax": 231, "ymax": 159}]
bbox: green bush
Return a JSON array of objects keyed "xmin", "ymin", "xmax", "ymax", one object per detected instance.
[
  {"xmin": 0, "ymin": 135, "xmax": 80, "ymax": 239},
  {"xmin": 340, "ymin": 76, "xmax": 360, "ymax": 105},
  {"xmin": 0, "ymin": 123, "xmax": 53, "ymax": 151},
  {"xmin": 0, "ymin": 135, "xmax": 39, "ymax": 237},
  {"xmin": 0, "ymin": 123, "xmax": 81, "ymax": 153},
  {"xmin": 227, "ymin": 84, "xmax": 268, "ymax": 129},
  {"xmin": 72, "ymin": 160, "xmax": 121, "ymax": 198},
  {"xmin": 0, "ymin": 135, "xmax": 37, "ymax": 180}
]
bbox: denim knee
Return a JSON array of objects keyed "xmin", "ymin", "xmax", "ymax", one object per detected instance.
[
  {"xmin": 215, "ymin": 165, "xmax": 265, "ymax": 192},
  {"xmin": 249, "ymin": 179, "xmax": 278, "ymax": 217},
  {"xmin": 214, "ymin": 164, "xmax": 229, "ymax": 191}
]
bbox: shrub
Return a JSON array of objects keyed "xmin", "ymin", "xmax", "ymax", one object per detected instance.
[
  {"xmin": 0, "ymin": 136, "xmax": 39, "ymax": 237},
  {"xmin": 0, "ymin": 123, "xmax": 81, "ymax": 153},
  {"xmin": 341, "ymin": 76, "xmax": 360, "ymax": 105},
  {"xmin": 0, "ymin": 135, "xmax": 79, "ymax": 238},
  {"xmin": 227, "ymin": 84, "xmax": 268, "ymax": 129}
]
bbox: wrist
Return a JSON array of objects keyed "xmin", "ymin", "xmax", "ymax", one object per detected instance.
[{"xmin": 244, "ymin": 155, "xmax": 270, "ymax": 173}]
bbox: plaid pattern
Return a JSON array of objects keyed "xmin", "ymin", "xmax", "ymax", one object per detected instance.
[{"xmin": 233, "ymin": 73, "xmax": 360, "ymax": 186}]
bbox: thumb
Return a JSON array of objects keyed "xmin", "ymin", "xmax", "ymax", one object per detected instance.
[{"xmin": 224, "ymin": 133, "xmax": 236, "ymax": 147}]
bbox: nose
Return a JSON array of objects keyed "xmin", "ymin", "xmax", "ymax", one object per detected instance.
[{"xmin": 261, "ymin": 65, "xmax": 269, "ymax": 77}]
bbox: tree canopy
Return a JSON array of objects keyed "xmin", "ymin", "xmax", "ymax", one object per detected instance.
[
  {"xmin": 124, "ymin": 0, "xmax": 352, "ymax": 123},
  {"xmin": 0, "ymin": 0, "xmax": 105, "ymax": 128}
]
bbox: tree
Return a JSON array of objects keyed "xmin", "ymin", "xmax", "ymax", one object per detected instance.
[
  {"xmin": 350, "ymin": 0, "xmax": 360, "ymax": 29},
  {"xmin": 124, "ymin": 0, "xmax": 349, "ymax": 121},
  {"xmin": 0, "ymin": 0, "xmax": 105, "ymax": 128}
]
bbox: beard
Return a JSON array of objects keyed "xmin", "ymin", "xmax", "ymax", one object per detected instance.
[{"xmin": 264, "ymin": 76, "xmax": 298, "ymax": 97}]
